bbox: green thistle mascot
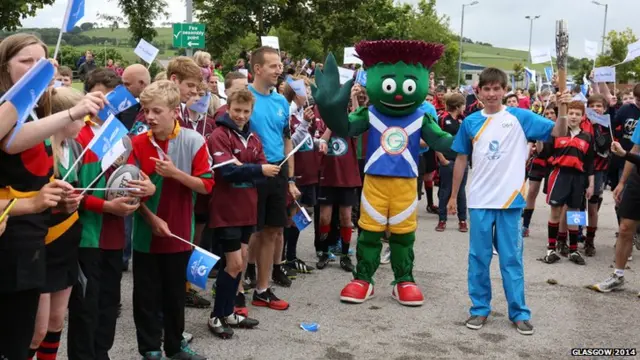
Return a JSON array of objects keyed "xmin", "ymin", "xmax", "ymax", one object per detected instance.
[{"xmin": 312, "ymin": 40, "xmax": 454, "ymax": 306}]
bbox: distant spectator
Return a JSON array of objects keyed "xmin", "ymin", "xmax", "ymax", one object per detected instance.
[
  {"xmin": 106, "ymin": 59, "xmax": 114, "ymax": 69},
  {"xmin": 114, "ymin": 62, "xmax": 124, "ymax": 77},
  {"xmin": 77, "ymin": 50, "xmax": 97, "ymax": 82},
  {"xmin": 58, "ymin": 66, "xmax": 73, "ymax": 87}
]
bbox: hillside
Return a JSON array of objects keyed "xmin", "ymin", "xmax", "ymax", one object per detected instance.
[{"xmin": 80, "ymin": 28, "xmax": 553, "ymax": 71}]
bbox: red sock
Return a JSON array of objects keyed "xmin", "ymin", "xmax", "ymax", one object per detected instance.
[
  {"xmin": 37, "ymin": 331, "xmax": 62, "ymax": 360},
  {"xmin": 319, "ymin": 224, "xmax": 331, "ymax": 240},
  {"xmin": 340, "ymin": 227, "xmax": 353, "ymax": 255}
]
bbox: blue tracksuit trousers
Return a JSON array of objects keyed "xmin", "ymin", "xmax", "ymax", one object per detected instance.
[{"xmin": 468, "ymin": 208, "xmax": 531, "ymax": 322}]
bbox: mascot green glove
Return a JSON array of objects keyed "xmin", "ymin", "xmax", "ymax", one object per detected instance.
[{"xmin": 312, "ymin": 40, "xmax": 454, "ymax": 306}]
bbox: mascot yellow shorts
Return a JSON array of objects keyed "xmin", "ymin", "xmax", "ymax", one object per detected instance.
[{"xmin": 358, "ymin": 175, "xmax": 418, "ymax": 234}]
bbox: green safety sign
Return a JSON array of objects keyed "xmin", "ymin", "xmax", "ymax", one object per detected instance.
[{"xmin": 172, "ymin": 23, "xmax": 206, "ymax": 49}]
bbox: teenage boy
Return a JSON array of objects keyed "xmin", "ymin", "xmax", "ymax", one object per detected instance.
[
  {"xmin": 448, "ymin": 68, "xmax": 568, "ymax": 336},
  {"xmin": 539, "ymin": 101, "xmax": 594, "ymax": 265},
  {"xmin": 522, "ymin": 104, "xmax": 558, "ymax": 237},
  {"xmin": 213, "ymin": 71, "xmax": 249, "ymax": 121},
  {"xmin": 68, "ymin": 68, "xmax": 154, "ymax": 360},
  {"xmin": 582, "ymin": 94, "xmax": 612, "ymax": 256},
  {"xmin": 246, "ymin": 46, "xmax": 300, "ymax": 311},
  {"xmin": 504, "ymin": 94, "xmax": 519, "ymax": 107},
  {"xmin": 130, "ymin": 80, "xmax": 212, "ymax": 360},
  {"xmin": 167, "ymin": 56, "xmax": 212, "ymax": 309},
  {"xmin": 207, "ymin": 89, "xmax": 272, "ymax": 338}
]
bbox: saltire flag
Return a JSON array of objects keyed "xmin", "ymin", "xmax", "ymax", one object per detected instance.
[
  {"xmin": 62, "ymin": 0, "xmax": 85, "ymax": 32},
  {"xmin": 0, "ymin": 58, "xmax": 55, "ymax": 148},
  {"xmin": 97, "ymin": 85, "xmax": 139, "ymax": 121}
]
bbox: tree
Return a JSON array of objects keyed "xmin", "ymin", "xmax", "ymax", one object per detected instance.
[
  {"xmin": 597, "ymin": 28, "xmax": 640, "ymax": 83},
  {"xmin": 406, "ymin": 0, "xmax": 458, "ymax": 84},
  {"xmin": 0, "ymin": 0, "xmax": 55, "ymax": 31},
  {"xmin": 80, "ymin": 22, "xmax": 95, "ymax": 31},
  {"xmin": 113, "ymin": 0, "xmax": 168, "ymax": 44},
  {"xmin": 512, "ymin": 63, "xmax": 525, "ymax": 82},
  {"xmin": 195, "ymin": 0, "xmax": 294, "ymax": 59}
]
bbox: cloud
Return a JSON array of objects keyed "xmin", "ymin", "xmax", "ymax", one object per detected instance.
[{"xmin": 22, "ymin": 0, "xmax": 640, "ymax": 59}]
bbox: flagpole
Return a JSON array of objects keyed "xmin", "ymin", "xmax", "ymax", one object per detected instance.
[
  {"xmin": 54, "ymin": 0, "xmax": 73, "ymax": 61},
  {"xmin": 61, "ymin": 146, "xmax": 89, "ymax": 182},
  {"xmin": 80, "ymin": 167, "xmax": 109, "ymax": 195}
]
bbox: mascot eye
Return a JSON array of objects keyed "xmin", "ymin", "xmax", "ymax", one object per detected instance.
[
  {"xmin": 382, "ymin": 79, "xmax": 396, "ymax": 94},
  {"xmin": 402, "ymin": 79, "xmax": 417, "ymax": 95}
]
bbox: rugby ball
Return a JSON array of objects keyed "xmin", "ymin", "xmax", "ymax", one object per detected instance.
[
  {"xmin": 112, "ymin": 136, "xmax": 132, "ymax": 169},
  {"xmin": 105, "ymin": 164, "xmax": 142, "ymax": 204}
]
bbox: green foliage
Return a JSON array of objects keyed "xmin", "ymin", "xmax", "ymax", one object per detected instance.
[
  {"xmin": 596, "ymin": 28, "xmax": 640, "ymax": 83},
  {"xmin": 0, "ymin": 0, "xmax": 55, "ymax": 31},
  {"xmin": 80, "ymin": 22, "xmax": 95, "ymax": 31},
  {"xmin": 512, "ymin": 63, "xmax": 525, "ymax": 82},
  {"xmin": 114, "ymin": 0, "xmax": 168, "ymax": 45}
]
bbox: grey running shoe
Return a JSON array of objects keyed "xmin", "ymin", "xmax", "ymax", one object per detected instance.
[
  {"xmin": 543, "ymin": 250, "xmax": 561, "ymax": 264},
  {"xmin": 465, "ymin": 315, "xmax": 487, "ymax": 330},
  {"xmin": 592, "ymin": 274, "xmax": 624, "ymax": 293},
  {"xmin": 515, "ymin": 320, "xmax": 534, "ymax": 335},
  {"xmin": 569, "ymin": 251, "xmax": 586, "ymax": 265}
]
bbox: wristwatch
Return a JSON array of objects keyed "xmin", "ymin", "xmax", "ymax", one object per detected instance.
[{"xmin": 288, "ymin": 177, "xmax": 296, "ymax": 184}]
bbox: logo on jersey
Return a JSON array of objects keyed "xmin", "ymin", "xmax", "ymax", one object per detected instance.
[
  {"xmin": 501, "ymin": 119, "xmax": 514, "ymax": 129},
  {"xmin": 486, "ymin": 140, "xmax": 501, "ymax": 160},
  {"xmin": 380, "ymin": 126, "xmax": 408, "ymax": 155},
  {"xmin": 624, "ymin": 118, "xmax": 637, "ymax": 139},
  {"xmin": 299, "ymin": 134, "xmax": 314, "ymax": 152},
  {"xmin": 328, "ymin": 137, "xmax": 348, "ymax": 156},
  {"xmin": 277, "ymin": 108, "xmax": 285, "ymax": 118}
]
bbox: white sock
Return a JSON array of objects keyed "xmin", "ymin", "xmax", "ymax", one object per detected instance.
[
  {"xmin": 614, "ymin": 269, "xmax": 625, "ymax": 277},
  {"xmin": 256, "ymin": 288, "xmax": 267, "ymax": 294}
]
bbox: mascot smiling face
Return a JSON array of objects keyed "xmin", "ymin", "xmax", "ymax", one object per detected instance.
[{"xmin": 355, "ymin": 40, "xmax": 444, "ymax": 117}]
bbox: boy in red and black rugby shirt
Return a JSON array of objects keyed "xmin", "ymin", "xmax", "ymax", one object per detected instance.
[
  {"xmin": 522, "ymin": 104, "xmax": 558, "ymax": 237},
  {"xmin": 581, "ymin": 94, "xmax": 613, "ymax": 256},
  {"xmin": 315, "ymin": 126, "xmax": 362, "ymax": 271},
  {"xmin": 207, "ymin": 89, "xmax": 274, "ymax": 338},
  {"xmin": 540, "ymin": 101, "xmax": 595, "ymax": 265}
]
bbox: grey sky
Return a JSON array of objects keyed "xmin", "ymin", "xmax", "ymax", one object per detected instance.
[{"xmin": 21, "ymin": 0, "xmax": 640, "ymax": 58}]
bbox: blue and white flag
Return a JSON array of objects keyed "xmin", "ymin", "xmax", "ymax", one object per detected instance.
[
  {"xmin": 292, "ymin": 204, "xmax": 312, "ymax": 231},
  {"xmin": 511, "ymin": 75, "xmax": 516, "ymax": 90},
  {"xmin": 581, "ymin": 74, "xmax": 590, "ymax": 96},
  {"xmin": 544, "ymin": 66, "xmax": 553, "ymax": 82},
  {"xmin": 97, "ymin": 85, "xmax": 139, "ymax": 121},
  {"xmin": 0, "ymin": 58, "xmax": 55, "ymax": 148},
  {"xmin": 186, "ymin": 248, "xmax": 219, "ymax": 289},
  {"xmin": 86, "ymin": 114, "xmax": 128, "ymax": 160},
  {"xmin": 585, "ymin": 107, "xmax": 611, "ymax": 128},
  {"xmin": 356, "ymin": 69, "xmax": 367, "ymax": 87},
  {"xmin": 288, "ymin": 79, "xmax": 307, "ymax": 98},
  {"xmin": 524, "ymin": 68, "xmax": 536, "ymax": 89},
  {"xmin": 566, "ymin": 211, "xmax": 588, "ymax": 226},
  {"xmin": 189, "ymin": 92, "xmax": 211, "ymax": 114},
  {"xmin": 62, "ymin": 0, "xmax": 85, "ymax": 33}
]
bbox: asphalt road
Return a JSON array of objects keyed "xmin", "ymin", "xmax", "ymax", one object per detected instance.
[{"xmin": 58, "ymin": 190, "xmax": 640, "ymax": 360}]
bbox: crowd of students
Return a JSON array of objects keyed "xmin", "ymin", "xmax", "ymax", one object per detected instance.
[{"xmin": 1, "ymin": 30, "xmax": 640, "ymax": 359}]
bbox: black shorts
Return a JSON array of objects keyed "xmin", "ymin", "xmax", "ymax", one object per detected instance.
[
  {"xmin": 527, "ymin": 166, "xmax": 548, "ymax": 182},
  {"xmin": 215, "ymin": 226, "xmax": 255, "ymax": 253},
  {"xmin": 423, "ymin": 150, "xmax": 437, "ymax": 173},
  {"xmin": 257, "ymin": 163, "xmax": 288, "ymax": 230},
  {"xmin": 43, "ymin": 223, "xmax": 81, "ymax": 293},
  {"xmin": 618, "ymin": 172, "xmax": 640, "ymax": 221},
  {"xmin": 546, "ymin": 168, "xmax": 586, "ymax": 209},
  {"xmin": 318, "ymin": 186, "xmax": 358, "ymax": 207},
  {"xmin": 297, "ymin": 184, "xmax": 317, "ymax": 207}
]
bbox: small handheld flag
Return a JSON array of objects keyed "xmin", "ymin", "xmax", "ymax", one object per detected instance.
[
  {"xmin": 292, "ymin": 201, "xmax": 312, "ymax": 231},
  {"xmin": 356, "ymin": 69, "xmax": 367, "ymax": 87},
  {"xmin": 585, "ymin": 108, "xmax": 611, "ymax": 128},
  {"xmin": 189, "ymin": 92, "xmax": 211, "ymax": 114},
  {"xmin": 0, "ymin": 58, "xmax": 55, "ymax": 148},
  {"xmin": 280, "ymin": 134, "xmax": 311, "ymax": 166},
  {"xmin": 566, "ymin": 211, "xmax": 588, "ymax": 226},
  {"xmin": 97, "ymin": 85, "xmax": 139, "ymax": 122},
  {"xmin": 288, "ymin": 80, "xmax": 307, "ymax": 98},
  {"xmin": 63, "ymin": 114, "xmax": 128, "ymax": 181},
  {"xmin": 544, "ymin": 66, "xmax": 553, "ymax": 82},
  {"xmin": 54, "ymin": 0, "xmax": 85, "ymax": 60},
  {"xmin": 187, "ymin": 247, "xmax": 219, "ymax": 289}
]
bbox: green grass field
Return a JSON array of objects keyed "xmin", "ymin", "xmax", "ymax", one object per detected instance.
[{"xmin": 83, "ymin": 27, "xmax": 174, "ymax": 46}]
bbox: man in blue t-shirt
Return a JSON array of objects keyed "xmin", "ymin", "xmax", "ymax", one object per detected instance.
[{"xmin": 244, "ymin": 46, "xmax": 300, "ymax": 312}]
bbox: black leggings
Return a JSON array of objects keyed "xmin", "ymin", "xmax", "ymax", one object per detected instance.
[{"xmin": 0, "ymin": 289, "xmax": 41, "ymax": 360}]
